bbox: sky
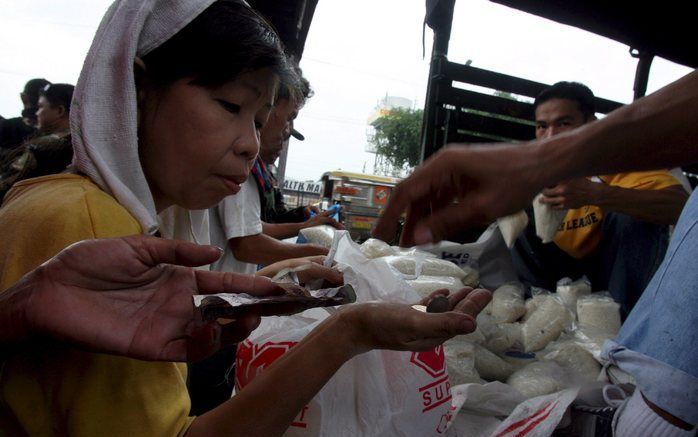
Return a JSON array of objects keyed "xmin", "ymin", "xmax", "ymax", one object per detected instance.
[{"xmin": 0, "ymin": 0, "xmax": 692, "ymax": 182}]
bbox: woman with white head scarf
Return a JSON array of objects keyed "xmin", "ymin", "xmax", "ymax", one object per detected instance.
[{"xmin": 0, "ymin": 1, "xmax": 490, "ymax": 435}]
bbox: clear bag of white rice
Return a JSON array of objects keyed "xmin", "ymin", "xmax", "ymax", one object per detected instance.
[
  {"xmin": 473, "ymin": 343, "xmax": 515, "ymax": 382},
  {"xmin": 461, "ymin": 265, "xmax": 480, "ymax": 288},
  {"xmin": 523, "ymin": 288, "xmax": 552, "ymax": 321},
  {"xmin": 298, "ymin": 225, "xmax": 336, "ymax": 248},
  {"xmin": 385, "ymin": 256, "xmax": 466, "ymax": 279},
  {"xmin": 444, "ymin": 337, "xmax": 481, "ymax": 385},
  {"xmin": 522, "ymin": 296, "xmax": 574, "ymax": 352},
  {"xmin": 406, "ymin": 275, "xmax": 464, "ymax": 298},
  {"xmin": 507, "ymin": 361, "xmax": 572, "ymax": 398},
  {"xmin": 542, "ymin": 339, "xmax": 601, "ymax": 381},
  {"xmin": 556, "ymin": 276, "xmax": 592, "ymax": 316},
  {"xmin": 359, "ymin": 238, "xmax": 396, "ymax": 259},
  {"xmin": 532, "ymin": 193, "xmax": 567, "ymax": 243},
  {"xmin": 490, "ymin": 282, "xmax": 526, "ymax": 323},
  {"xmin": 576, "ymin": 292, "xmax": 621, "ymax": 335}
]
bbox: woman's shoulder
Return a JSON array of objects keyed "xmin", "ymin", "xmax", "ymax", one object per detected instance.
[{"xmin": 1, "ymin": 173, "xmax": 142, "ymax": 237}]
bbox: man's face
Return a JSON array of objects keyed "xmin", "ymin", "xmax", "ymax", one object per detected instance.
[
  {"xmin": 259, "ymin": 98, "xmax": 298, "ymax": 164},
  {"xmin": 534, "ymin": 98, "xmax": 588, "ymax": 139}
]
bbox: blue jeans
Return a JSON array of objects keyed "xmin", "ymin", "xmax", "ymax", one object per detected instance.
[
  {"xmin": 602, "ymin": 190, "xmax": 698, "ymax": 425},
  {"xmin": 511, "ymin": 209, "xmax": 669, "ymax": 318}
]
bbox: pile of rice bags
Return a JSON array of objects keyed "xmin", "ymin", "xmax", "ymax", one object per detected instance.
[{"xmin": 441, "ymin": 276, "xmax": 622, "ymax": 400}]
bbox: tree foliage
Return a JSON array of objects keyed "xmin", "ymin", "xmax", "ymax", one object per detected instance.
[{"xmin": 369, "ymin": 107, "xmax": 424, "ymax": 170}]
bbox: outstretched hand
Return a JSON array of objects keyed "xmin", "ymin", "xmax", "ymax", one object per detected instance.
[
  {"xmin": 373, "ymin": 145, "xmax": 545, "ymax": 246},
  {"xmin": 21, "ymin": 235, "xmax": 283, "ymax": 362},
  {"xmin": 340, "ymin": 286, "xmax": 492, "ymax": 355}
]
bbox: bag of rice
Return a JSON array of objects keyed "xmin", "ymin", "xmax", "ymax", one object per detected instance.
[
  {"xmin": 474, "ymin": 344, "xmax": 515, "ymax": 382},
  {"xmin": 385, "ymin": 255, "xmax": 467, "ymax": 279},
  {"xmin": 522, "ymin": 296, "xmax": 573, "ymax": 352},
  {"xmin": 577, "ymin": 293, "xmax": 621, "ymax": 335},
  {"xmin": 444, "ymin": 337, "xmax": 481, "ymax": 385},
  {"xmin": 406, "ymin": 275, "xmax": 464, "ymax": 298},
  {"xmin": 298, "ymin": 225, "xmax": 336, "ymax": 248},
  {"xmin": 556, "ymin": 276, "xmax": 592, "ymax": 315},
  {"xmin": 542, "ymin": 340, "xmax": 601, "ymax": 381},
  {"xmin": 532, "ymin": 193, "xmax": 567, "ymax": 243},
  {"xmin": 491, "ymin": 283, "xmax": 526, "ymax": 323},
  {"xmin": 507, "ymin": 361, "xmax": 571, "ymax": 398},
  {"xmin": 497, "ymin": 210, "xmax": 528, "ymax": 248},
  {"xmin": 359, "ymin": 238, "xmax": 396, "ymax": 259},
  {"xmin": 476, "ymin": 314, "xmax": 522, "ymax": 353}
]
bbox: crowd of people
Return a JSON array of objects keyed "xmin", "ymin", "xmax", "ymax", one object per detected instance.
[{"xmin": 0, "ymin": 0, "xmax": 695, "ymax": 435}]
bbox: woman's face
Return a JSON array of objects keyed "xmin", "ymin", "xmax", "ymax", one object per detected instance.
[
  {"xmin": 36, "ymin": 96, "xmax": 65, "ymax": 132},
  {"xmin": 138, "ymin": 69, "xmax": 276, "ymax": 211}
]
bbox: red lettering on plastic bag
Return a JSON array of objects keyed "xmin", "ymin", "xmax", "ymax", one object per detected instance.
[
  {"xmin": 235, "ymin": 340, "xmax": 298, "ymax": 390},
  {"xmin": 411, "ymin": 346, "xmax": 452, "ymax": 414}
]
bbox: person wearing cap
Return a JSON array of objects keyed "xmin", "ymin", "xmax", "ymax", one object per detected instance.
[
  {"xmin": 255, "ymin": 71, "xmax": 345, "ymax": 239},
  {"xmin": 0, "ymin": 78, "xmax": 51, "ymax": 152}
]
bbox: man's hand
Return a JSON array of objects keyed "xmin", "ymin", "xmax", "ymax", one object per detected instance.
[
  {"xmin": 303, "ymin": 204, "xmax": 321, "ymax": 219},
  {"xmin": 302, "ymin": 209, "xmax": 345, "ymax": 230},
  {"xmin": 540, "ymin": 178, "xmax": 603, "ymax": 210},
  {"xmin": 20, "ymin": 235, "xmax": 283, "ymax": 362},
  {"xmin": 373, "ymin": 144, "xmax": 546, "ymax": 246}
]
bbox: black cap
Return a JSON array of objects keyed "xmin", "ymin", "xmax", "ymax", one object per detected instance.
[{"xmin": 290, "ymin": 127, "xmax": 305, "ymax": 141}]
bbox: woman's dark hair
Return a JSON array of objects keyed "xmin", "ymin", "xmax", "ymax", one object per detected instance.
[
  {"xmin": 533, "ymin": 81, "xmax": 596, "ymax": 120},
  {"xmin": 142, "ymin": 0, "xmax": 296, "ymax": 91},
  {"xmin": 277, "ymin": 63, "xmax": 314, "ymax": 108},
  {"xmin": 39, "ymin": 83, "xmax": 75, "ymax": 113}
]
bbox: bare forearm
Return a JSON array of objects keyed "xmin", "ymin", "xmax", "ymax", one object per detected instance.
[
  {"xmin": 537, "ymin": 70, "xmax": 698, "ymax": 186},
  {"xmin": 594, "ymin": 185, "xmax": 688, "ymax": 224},
  {"xmin": 186, "ymin": 315, "xmax": 355, "ymax": 437},
  {"xmin": 231, "ymin": 234, "xmax": 328, "ymax": 266},
  {"xmin": 262, "ymin": 221, "xmax": 302, "ymax": 240}
]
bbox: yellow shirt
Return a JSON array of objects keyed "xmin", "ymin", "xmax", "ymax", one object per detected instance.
[
  {"xmin": 553, "ymin": 170, "xmax": 681, "ymax": 259},
  {"xmin": 0, "ymin": 174, "xmax": 193, "ymax": 436}
]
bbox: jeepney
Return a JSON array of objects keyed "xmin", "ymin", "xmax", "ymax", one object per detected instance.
[{"xmin": 320, "ymin": 171, "xmax": 400, "ymax": 242}]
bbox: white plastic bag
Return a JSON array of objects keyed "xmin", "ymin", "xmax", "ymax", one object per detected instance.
[
  {"xmin": 532, "ymin": 193, "xmax": 567, "ymax": 243},
  {"xmin": 497, "ymin": 210, "xmax": 528, "ymax": 248},
  {"xmin": 235, "ymin": 232, "xmax": 455, "ymax": 436},
  {"xmin": 490, "ymin": 388, "xmax": 579, "ymax": 437}
]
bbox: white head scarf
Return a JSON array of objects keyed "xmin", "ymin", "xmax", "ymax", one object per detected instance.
[{"xmin": 70, "ymin": 0, "xmax": 216, "ymax": 239}]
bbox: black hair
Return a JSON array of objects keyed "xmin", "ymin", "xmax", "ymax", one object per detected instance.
[
  {"xmin": 23, "ymin": 78, "xmax": 51, "ymax": 106},
  {"xmin": 39, "ymin": 83, "xmax": 75, "ymax": 113},
  {"xmin": 277, "ymin": 63, "xmax": 313, "ymax": 107},
  {"xmin": 533, "ymin": 81, "xmax": 596, "ymax": 120},
  {"xmin": 142, "ymin": 0, "xmax": 296, "ymax": 91}
]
